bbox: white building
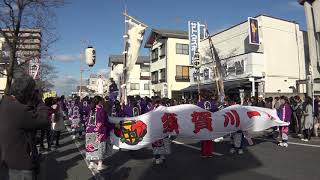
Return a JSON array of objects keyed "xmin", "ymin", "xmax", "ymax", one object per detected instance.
[
  {"xmin": 108, "ymin": 55, "xmax": 150, "ymax": 97},
  {"xmin": 86, "ymin": 74, "xmax": 107, "ymax": 94},
  {"xmin": 145, "ymin": 29, "xmax": 191, "ymax": 99},
  {"xmin": 186, "ymin": 15, "xmax": 308, "ymax": 99}
]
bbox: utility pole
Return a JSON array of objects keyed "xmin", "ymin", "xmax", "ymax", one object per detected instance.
[
  {"xmin": 299, "ymin": 0, "xmax": 320, "ymax": 113},
  {"xmin": 206, "ymin": 29, "xmax": 225, "ymax": 102}
]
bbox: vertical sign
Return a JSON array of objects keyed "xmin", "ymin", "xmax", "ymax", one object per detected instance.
[
  {"xmin": 188, "ymin": 21, "xmax": 200, "ymax": 64},
  {"xmin": 29, "ymin": 57, "xmax": 40, "ymax": 80},
  {"xmin": 248, "ymin": 17, "xmax": 260, "ymax": 45}
]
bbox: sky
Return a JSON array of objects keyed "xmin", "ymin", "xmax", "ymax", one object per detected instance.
[{"xmin": 47, "ymin": 0, "xmax": 307, "ymax": 95}]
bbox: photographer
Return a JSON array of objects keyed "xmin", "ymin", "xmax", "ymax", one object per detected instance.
[{"xmin": 0, "ymin": 76, "xmax": 49, "ymax": 180}]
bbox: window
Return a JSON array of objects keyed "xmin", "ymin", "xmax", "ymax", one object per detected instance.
[
  {"xmin": 144, "ymin": 83, "xmax": 150, "ymax": 90},
  {"xmin": 176, "ymin": 66, "xmax": 190, "ymax": 81},
  {"xmin": 151, "ymin": 71, "xmax": 158, "ymax": 84},
  {"xmin": 176, "ymin": 44, "xmax": 189, "ymax": 55},
  {"xmin": 141, "ymin": 64, "xmax": 149, "ymax": 72},
  {"xmin": 159, "ymin": 44, "xmax": 165, "ymax": 57},
  {"xmin": 204, "ymin": 69, "xmax": 209, "ymax": 80},
  {"xmin": 91, "ymin": 80, "xmax": 96, "ymax": 85},
  {"xmin": 160, "ymin": 68, "xmax": 166, "ymax": 82},
  {"xmin": 151, "ymin": 49, "xmax": 158, "ymax": 61},
  {"xmin": 130, "ymin": 83, "xmax": 139, "ymax": 90}
]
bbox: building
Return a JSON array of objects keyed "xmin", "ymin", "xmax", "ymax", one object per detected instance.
[
  {"xmin": 0, "ymin": 29, "xmax": 41, "ymax": 94},
  {"xmin": 185, "ymin": 15, "xmax": 307, "ymax": 99},
  {"xmin": 108, "ymin": 55, "xmax": 150, "ymax": 97},
  {"xmin": 144, "ymin": 29, "xmax": 191, "ymax": 99}
]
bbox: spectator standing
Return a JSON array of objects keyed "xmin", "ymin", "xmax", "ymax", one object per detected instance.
[
  {"xmin": 0, "ymin": 76, "xmax": 49, "ymax": 180},
  {"xmin": 301, "ymin": 96, "xmax": 313, "ymax": 141},
  {"xmin": 314, "ymin": 96, "xmax": 320, "ymax": 137}
]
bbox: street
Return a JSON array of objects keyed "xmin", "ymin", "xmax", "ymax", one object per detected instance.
[{"xmin": 1, "ymin": 131, "xmax": 317, "ymax": 180}]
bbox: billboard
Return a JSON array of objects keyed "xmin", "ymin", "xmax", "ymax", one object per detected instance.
[{"xmin": 248, "ymin": 17, "xmax": 260, "ymax": 45}]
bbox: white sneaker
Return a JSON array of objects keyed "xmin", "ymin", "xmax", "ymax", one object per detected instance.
[
  {"xmin": 72, "ymin": 135, "xmax": 76, "ymax": 140},
  {"xmin": 304, "ymin": 139, "xmax": 309, "ymax": 142},
  {"xmin": 229, "ymin": 148, "xmax": 236, "ymax": 154},
  {"xmin": 88, "ymin": 162, "xmax": 96, "ymax": 169},
  {"xmin": 283, "ymin": 143, "xmax": 288, "ymax": 147},
  {"xmin": 214, "ymin": 137, "xmax": 224, "ymax": 142},
  {"xmin": 238, "ymin": 149, "xmax": 244, "ymax": 154},
  {"xmin": 155, "ymin": 159, "xmax": 163, "ymax": 165},
  {"xmin": 301, "ymin": 139, "xmax": 306, "ymax": 142},
  {"xmin": 278, "ymin": 142, "xmax": 284, "ymax": 146}
]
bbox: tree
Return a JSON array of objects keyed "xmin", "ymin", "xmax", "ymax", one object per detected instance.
[
  {"xmin": 36, "ymin": 61, "xmax": 57, "ymax": 91},
  {"xmin": 0, "ymin": 0, "xmax": 64, "ymax": 95}
]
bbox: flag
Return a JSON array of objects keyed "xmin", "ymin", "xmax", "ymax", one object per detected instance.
[{"xmin": 124, "ymin": 16, "xmax": 147, "ymax": 74}]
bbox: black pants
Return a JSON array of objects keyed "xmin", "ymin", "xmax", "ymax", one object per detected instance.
[
  {"xmin": 303, "ymin": 129, "xmax": 311, "ymax": 140},
  {"xmin": 53, "ymin": 131, "xmax": 61, "ymax": 146},
  {"xmin": 40, "ymin": 129, "xmax": 51, "ymax": 148},
  {"xmin": 293, "ymin": 113, "xmax": 302, "ymax": 134}
]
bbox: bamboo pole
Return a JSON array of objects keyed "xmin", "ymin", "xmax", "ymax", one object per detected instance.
[{"xmin": 123, "ymin": 13, "xmax": 148, "ymax": 27}]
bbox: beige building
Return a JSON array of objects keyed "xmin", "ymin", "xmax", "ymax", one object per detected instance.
[
  {"xmin": 0, "ymin": 29, "xmax": 41, "ymax": 94},
  {"xmin": 185, "ymin": 15, "xmax": 308, "ymax": 99},
  {"xmin": 145, "ymin": 29, "xmax": 191, "ymax": 99},
  {"xmin": 108, "ymin": 55, "xmax": 150, "ymax": 97}
]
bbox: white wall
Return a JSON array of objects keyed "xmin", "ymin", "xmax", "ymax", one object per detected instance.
[
  {"xmin": 110, "ymin": 63, "xmax": 150, "ymax": 97},
  {"xmin": 260, "ymin": 16, "xmax": 306, "ymax": 93},
  {"xmin": 166, "ymin": 38, "xmax": 191, "ymax": 98},
  {"xmin": 198, "ymin": 15, "xmax": 306, "ymax": 94}
]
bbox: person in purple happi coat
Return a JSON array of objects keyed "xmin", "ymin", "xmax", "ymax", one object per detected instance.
[
  {"xmin": 278, "ymin": 96, "xmax": 292, "ymax": 147},
  {"xmin": 86, "ymin": 96, "xmax": 114, "ymax": 171}
]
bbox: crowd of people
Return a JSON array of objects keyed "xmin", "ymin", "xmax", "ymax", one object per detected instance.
[{"xmin": 1, "ymin": 76, "xmax": 319, "ymax": 179}]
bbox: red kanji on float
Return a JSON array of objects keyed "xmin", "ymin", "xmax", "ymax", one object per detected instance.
[
  {"xmin": 247, "ymin": 111, "xmax": 261, "ymax": 118},
  {"xmin": 161, "ymin": 113, "xmax": 179, "ymax": 134},
  {"xmin": 224, "ymin": 110, "xmax": 240, "ymax": 127},
  {"xmin": 191, "ymin": 112, "xmax": 213, "ymax": 134}
]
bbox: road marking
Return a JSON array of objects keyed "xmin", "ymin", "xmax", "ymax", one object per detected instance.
[
  {"xmin": 74, "ymin": 140, "xmax": 105, "ymax": 180},
  {"xmin": 254, "ymin": 138, "xmax": 320, "ymax": 148},
  {"xmin": 172, "ymin": 140, "xmax": 224, "ymax": 156}
]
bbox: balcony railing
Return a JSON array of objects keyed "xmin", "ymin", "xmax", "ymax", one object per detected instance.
[
  {"xmin": 175, "ymin": 76, "xmax": 190, "ymax": 82},
  {"xmin": 140, "ymin": 76, "xmax": 150, "ymax": 80}
]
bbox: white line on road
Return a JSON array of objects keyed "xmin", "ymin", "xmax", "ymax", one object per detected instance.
[
  {"xmin": 74, "ymin": 140, "xmax": 105, "ymax": 180},
  {"xmin": 254, "ymin": 138, "xmax": 320, "ymax": 148},
  {"xmin": 172, "ymin": 140, "xmax": 224, "ymax": 156}
]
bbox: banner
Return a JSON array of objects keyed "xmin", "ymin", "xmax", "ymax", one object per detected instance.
[
  {"xmin": 248, "ymin": 17, "xmax": 260, "ymax": 45},
  {"xmin": 109, "ymin": 104, "xmax": 289, "ymax": 150}
]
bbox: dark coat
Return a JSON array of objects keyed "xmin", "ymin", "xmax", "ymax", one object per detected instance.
[{"xmin": 0, "ymin": 96, "xmax": 49, "ymax": 170}]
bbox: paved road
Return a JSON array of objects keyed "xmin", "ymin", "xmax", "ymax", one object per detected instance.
[{"xmin": 1, "ymin": 131, "xmax": 320, "ymax": 180}]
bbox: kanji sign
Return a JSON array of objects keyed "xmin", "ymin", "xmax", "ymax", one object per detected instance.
[
  {"xmin": 161, "ymin": 113, "xmax": 179, "ymax": 134},
  {"xmin": 191, "ymin": 111, "xmax": 213, "ymax": 133}
]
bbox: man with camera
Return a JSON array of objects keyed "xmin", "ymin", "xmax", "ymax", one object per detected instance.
[{"xmin": 0, "ymin": 76, "xmax": 49, "ymax": 180}]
